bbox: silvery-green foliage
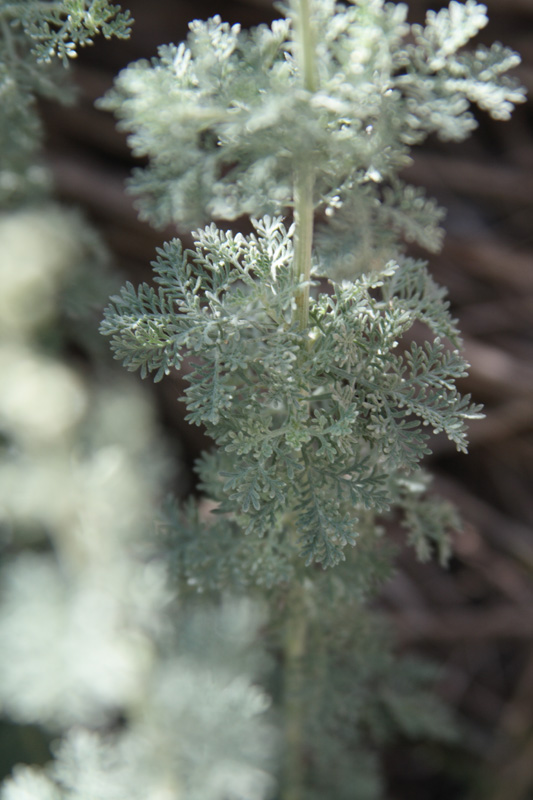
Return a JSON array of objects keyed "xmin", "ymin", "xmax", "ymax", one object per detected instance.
[
  {"xmin": 102, "ymin": 216, "xmax": 482, "ymax": 568},
  {"xmin": 4, "ymin": 0, "xmax": 132, "ymax": 64},
  {"xmin": 0, "ymin": 205, "xmax": 115, "ymax": 361},
  {"xmin": 0, "ymin": 205, "xmax": 168, "ymax": 728},
  {"xmin": 159, "ymin": 493, "xmax": 297, "ymax": 592},
  {"xmin": 297, "ymin": 606, "xmax": 457, "ymax": 800},
  {"xmin": 98, "ymin": 0, "xmax": 524, "ymax": 574},
  {"xmin": 0, "ymin": 1, "xmax": 131, "ymax": 207},
  {"xmin": 0, "ymin": 552, "xmax": 164, "ymax": 727},
  {"xmin": 158, "ymin": 486, "xmax": 397, "ymax": 594},
  {"xmin": 1, "ymin": 601, "xmax": 277, "ymax": 800},
  {"xmin": 397, "ymin": 471, "xmax": 460, "ymax": 565},
  {"xmin": 315, "ymin": 178, "xmax": 447, "ymax": 279},
  {"xmin": 2, "ymin": 2, "xmax": 518, "ymax": 795},
  {"xmin": 99, "ymin": 0, "xmax": 524, "ymax": 233},
  {"xmin": 0, "ymin": 204, "xmax": 277, "ymax": 798}
]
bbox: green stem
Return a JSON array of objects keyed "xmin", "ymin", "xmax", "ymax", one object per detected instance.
[
  {"xmin": 291, "ymin": 0, "xmax": 317, "ymax": 333},
  {"xmin": 293, "ymin": 0, "xmax": 318, "ymax": 93},
  {"xmin": 292, "ymin": 166, "xmax": 315, "ymax": 331},
  {"xmin": 283, "ymin": 581, "xmax": 308, "ymax": 800},
  {"xmin": 284, "ymin": 4, "xmax": 317, "ymax": 797}
]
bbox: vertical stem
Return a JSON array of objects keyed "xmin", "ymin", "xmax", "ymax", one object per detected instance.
[
  {"xmin": 293, "ymin": 0, "xmax": 318, "ymax": 94},
  {"xmin": 291, "ymin": 0, "xmax": 317, "ymax": 332},
  {"xmin": 293, "ymin": 166, "xmax": 315, "ymax": 331},
  {"xmin": 283, "ymin": 581, "xmax": 307, "ymax": 800},
  {"xmin": 284, "ymin": 5, "xmax": 317, "ymax": 797}
]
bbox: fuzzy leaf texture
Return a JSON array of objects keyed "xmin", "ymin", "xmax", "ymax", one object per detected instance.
[
  {"xmin": 294, "ymin": 605, "xmax": 457, "ymax": 800},
  {"xmin": 102, "ymin": 218, "xmax": 483, "ymax": 567},
  {"xmin": 0, "ymin": 0, "xmax": 132, "ymax": 207},
  {"xmin": 0, "ymin": 204, "xmax": 277, "ymax": 800},
  {"xmin": 0, "ymin": 602, "xmax": 277, "ymax": 800},
  {"xmin": 1, "ymin": 0, "xmax": 132, "ymax": 64},
  {"xmin": 99, "ymin": 0, "xmax": 524, "ymax": 241}
]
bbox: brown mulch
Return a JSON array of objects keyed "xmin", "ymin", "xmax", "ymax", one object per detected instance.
[{"xmin": 38, "ymin": 1, "xmax": 533, "ymax": 798}]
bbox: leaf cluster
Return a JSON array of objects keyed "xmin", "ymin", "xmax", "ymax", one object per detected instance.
[
  {"xmin": 99, "ymin": 0, "xmax": 524, "ymax": 235},
  {"xmin": 102, "ymin": 217, "xmax": 482, "ymax": 567},
  {"xmin": 299, "ymin": 606, "xmax": 457, "ymax": 800},
  {"xmin": 2, "ymin": 4, "xmax": 521, "ymax": 798},
  {"xmin": 0, "ymin": 601, "xmax": 277, "ymax": 800},
  {"xmin": 0, "ymin": 203, "xmax": 276, "ymax": 800},
  {"xmin": 1, "ymin": 0, "xmax": 132, "ymax": 64},
  {"xmin": 0, "ymin": 0, "xmax": 131, "ymax": 207}
]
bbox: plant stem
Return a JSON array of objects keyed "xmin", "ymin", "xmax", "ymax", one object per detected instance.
[
  {"xmin": 284, "ymin": 4, "xmax": 317, "ymax": 798},
  {"xmin": 283, "ymin": 0, "xmax": 317, "ymax": 800},
  {"xmin": 293, "ymin": 166, "xmax": 315, "ymax": 331},
  {"xmin": 293, "ymin": 0, "xmax": 318, "ymax": 94},
  {"xmin": 283, "ymin": 580, "xmax": 308, "ymax": 800},
  {"xmin": 291, "ymin": 0, "xmax": 317, "ymax": 332}
]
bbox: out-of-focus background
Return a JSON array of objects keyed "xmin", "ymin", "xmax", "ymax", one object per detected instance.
[{"xmin": 10, "ymin": 1, "xmax": 533, "ymax": 797}]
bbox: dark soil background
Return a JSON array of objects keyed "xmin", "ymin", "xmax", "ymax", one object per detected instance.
[{"xmin": 35, "ymin": 1, "xmax": 533, "ymax": 798}]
